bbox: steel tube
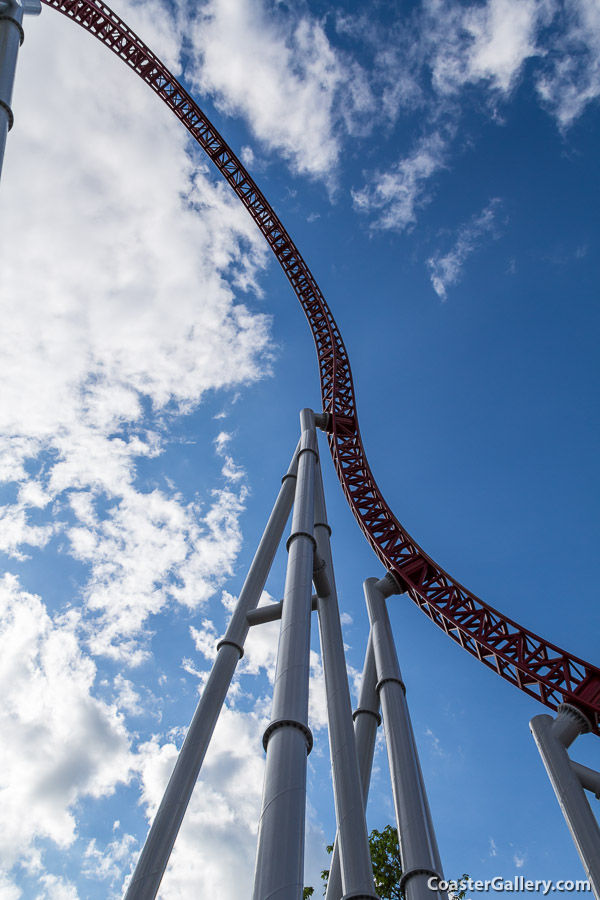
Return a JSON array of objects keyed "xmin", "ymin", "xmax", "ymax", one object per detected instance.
[
  {"xmin": 530, "ymin": 708, "xmax": 600, "ymax": 898},
  {"xmin": 572, "ymin": 762, "xmax": 600, "ymax": 799},
  {"xmin": 353, "ymin": 633, "xmax": 381, "ymax": 806},
  {"xmin": 124, "ymin": 444, "xmax": 300, "ymax": 900},
  {"xmin": 0, "ymin": 2, "xmax": 23, "ymax": 178},
  {"xmin": 246, "ymin": 594, "xmax": 318, "ymax": 627},
  {"xmin": 252, "ymin": 409, "xmax": 318, "ymax": 900},
  {"xmin": 313, "ymin": 462, "xmax": 377, "ymax": 900},
  {"xmin": 364, "ymin": 578, "xmax": 446, "ymax": 900},
  {"xmin": 0, "ymin": 0, "xmax": 38, "ymax": 178},
  {"xmin": 325, "ymin": 631, "xmax": 381, "ymax": 900}
]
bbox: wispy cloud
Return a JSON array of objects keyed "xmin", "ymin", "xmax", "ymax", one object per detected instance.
[
  {"xmin": 352, "ymin": 132, "xmax": 448, "ymax": 231},
  {"xmin": 425, "ymin": 726, "xmax": 448, "ymax": 757},
  {"xmin": 536, "ymin": 0, "xmax": 600, "ymax": 127},
  {"xmin": 426, "ymin": 0, "xmax": 541, "ymax": 97},
  {"xmin": 83, "ymin": 831, "xmax": 138, "ymax": 886},
  {"xmin": 427, "ymin": 198, "xmax": 503, "ymax": 300}
]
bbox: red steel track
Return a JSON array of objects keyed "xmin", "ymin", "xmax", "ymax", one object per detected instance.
[{"xmin": 41, "ymin": 0, "xmax": 600, "ymax": 731}]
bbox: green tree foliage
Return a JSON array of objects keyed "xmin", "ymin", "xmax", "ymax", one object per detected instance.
[
  {"xmin": 307, "ymin": 825, "xmax": 468, "ymax": 900},
  {"xmin": 366, "ymin": 825, "xmax": 403, "ymax": 900}
]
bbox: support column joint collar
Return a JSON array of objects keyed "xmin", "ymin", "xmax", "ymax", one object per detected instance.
[
  {"xmin": 0, "ymin": 99, "xmax": 14, "ymax": 130},
  {"xmin": 376, "ymin": 676, "xmax": 406, "ymax": 696},
  {"xmin": 297, "ymin": 445, "xmax": 318, "ymax": 462},
  {"xmin": 262, "ymin": 718, "xmax": 313, "ymax": 754},
  {"xmin": 286, "ymin": 530, "xmax": 317, "ymax": 552},
  {"xmin": 399, "ymin": 867, "xmax": 443, "ymax": 894},
  {"xmin": 0, "ymin": 14, "xmax": 24, "ymax": 44},
  {"xmin": 216, "ymin": 638, "xmax": 244, "ymax": 659},
  {"xmin": 341, "ymin": 892, "xmax": 379, "ymax": 900},
  {"xmin": 314, "ymin": 520, "xmax": 332, "ymax": 536},
  {"xmin": 352, "ymin": 706, "xmax": 382, "ymax": 726}
]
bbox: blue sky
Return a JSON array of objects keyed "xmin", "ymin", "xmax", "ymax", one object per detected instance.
[{"xmin": 0, "ymin": 0, "xmax": 599, "ymax": 897}]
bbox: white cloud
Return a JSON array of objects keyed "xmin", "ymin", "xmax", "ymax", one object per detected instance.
[
  {"xmin": 427, "ymin": 198, "xmax": 502, "ymax": 300},
  {"xmin": 353, "ymin": 132, "xmax": 448, "ymax": 232},
  {"xmin": 0, "ymin": 872, "xmax": 22, "ymax": 900},
  {"xmin": 424, "ymin": 726, "xmax": 448, "ymax": 758},
  {"xmin": 0, "ymin": 575, "xmax": 132, "ymax": 872},
  {"xmin": 67, "ymin": 484, "xmax": 247, "ymax": 664},
  {"xmin": 36, "ymin": 875, "xmax": 80, "ymax": 900},
  {"xmin": 0, "ymin": 504, "xmax": 55, "ymax": 561},
  {"xmin": 536, "ymin": 0, "xmax": 600, "ymax": 126},
  {"xmin": 188, "ymin": 0, "xmax": 373, "ymax": 181},
  {"xmin": 513, "ymin": 851, "xmax": 527, "ymax": 868},
  {"xmin": 1, "ymin": 4, "xmax": 272, "ymax": 478},
  {"xmin": 83, "ymin": 830, "xmax": 138, "ymax": 886},
  {"xmin": 308, "ymin": 650, "xmax": 329, "ymax": 735},
  {"xmin": 214, "ymin": 431, "xmax": 246, "ymax": 481},
  {"xmin": 113, "ymin": 675, "xmax": 144, "ymax": 717},
  {"xmin": 214, "ymin": 431, "xmax": 232, "ymax": 454},
  {"xmin": 190, "ymin": 618, "xmax": 219, "ymax": 663},
  {"xmin": 466, "ymin": 0, "xmax": 540, "ymax": 92},
  {"xmin": 427, "ymin": 0, "xmax": 541, "ymax": 97}
]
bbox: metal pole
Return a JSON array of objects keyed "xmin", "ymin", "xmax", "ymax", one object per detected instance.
[
  {"xmin": 353, "ymin": 632, "xmax": 382, "ymax": 805},
  {"xmin": 252, "ymin": 409, "xmax": 318, "ymax": 900},
  {"xmin": 325, "ymin": 631, "xmax": 381, "ymax": 900},
  {"xmin": 0, "ymin": 0, "xmax": 41, "ymax": 180},
  {"xmin": 124, "ymin": 443, "xmax": 300, "ymax": 900},
  {"xmin": 313, "ymin": 461, "xmax": 378, "ymax": 900},
  {"xmin": 530, "ymin": 705, "xmax": 600, "ymax": 898},
  {"xmin": 364, "ymin": 577, "xmax": 446, "ymax": 900}
]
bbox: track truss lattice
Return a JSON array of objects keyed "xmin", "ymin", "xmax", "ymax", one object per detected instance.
[{"xmin": 41, "ymin": 0, "xmax": 600, "ymax": 731}]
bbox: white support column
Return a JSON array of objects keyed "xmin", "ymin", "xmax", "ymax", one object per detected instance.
[
  {"xmin": 0, "ymin": 0, "xmax": 41, "ymax": 179},
  {"xmin": 313, "ymin": 461, "xmax": 378, "ymax": 900},
  {"xmin": 530, "ymin": 705, "xmax": 600, "ymax": 899},
  {"xmin": 365, "ymin": 577, "xmax": 446, "ymax": 900},
  {"xmin": 124, "ymin": 443, "xmax": 300, "ymax": 900},
  {"xmin": 252, "ymin": 409, "xmax": 318, "ymax": 900},
  {"xmin": 325, "ymin": 631, "xmax": 382, "ymax": 900}
]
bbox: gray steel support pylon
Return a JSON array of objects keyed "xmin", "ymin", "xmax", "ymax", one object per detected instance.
[
  {"xmin": 124, "ymin": 443, "xmax": 301, "ymax": 900},
  {"xmin": 0, "ymin": 0, "xmax": 41, "ymax": 179},
  {"xmin": 325, "ymin": 632, "xmax": 381, "ymax": 900},
  {"xmin": 365, "ymin": 577, "xmax": 446, "ymax": 900},
  {"xmin": 531, "ymin": 705, "xmax": 600, "ymax": 899},
  {"xmin": 313, "ymin": 459, "xmax": 378, "ymax": 899},
  {"xmin": 252, "ymin": 408, "xmax": 318, "ymax": 900}
]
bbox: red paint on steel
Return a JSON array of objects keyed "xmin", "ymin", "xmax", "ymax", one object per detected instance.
[{"xmin": 41, "ymin": 0, "xmax": 600, "ymax": 731}]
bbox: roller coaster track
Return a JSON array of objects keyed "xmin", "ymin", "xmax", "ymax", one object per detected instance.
[{"xmin": 41, "ymin": 0, "xmax": 600, "ymax": 731}]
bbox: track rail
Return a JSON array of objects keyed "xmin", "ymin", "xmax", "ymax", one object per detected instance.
[{"xmin": 41, "ymin": 0, "xmax": 600, "ymax": 731}]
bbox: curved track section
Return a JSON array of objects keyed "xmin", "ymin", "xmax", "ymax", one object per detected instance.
[{"xmin": 41, "ymin": 0, "xmax": 600, "ymax": 731}]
